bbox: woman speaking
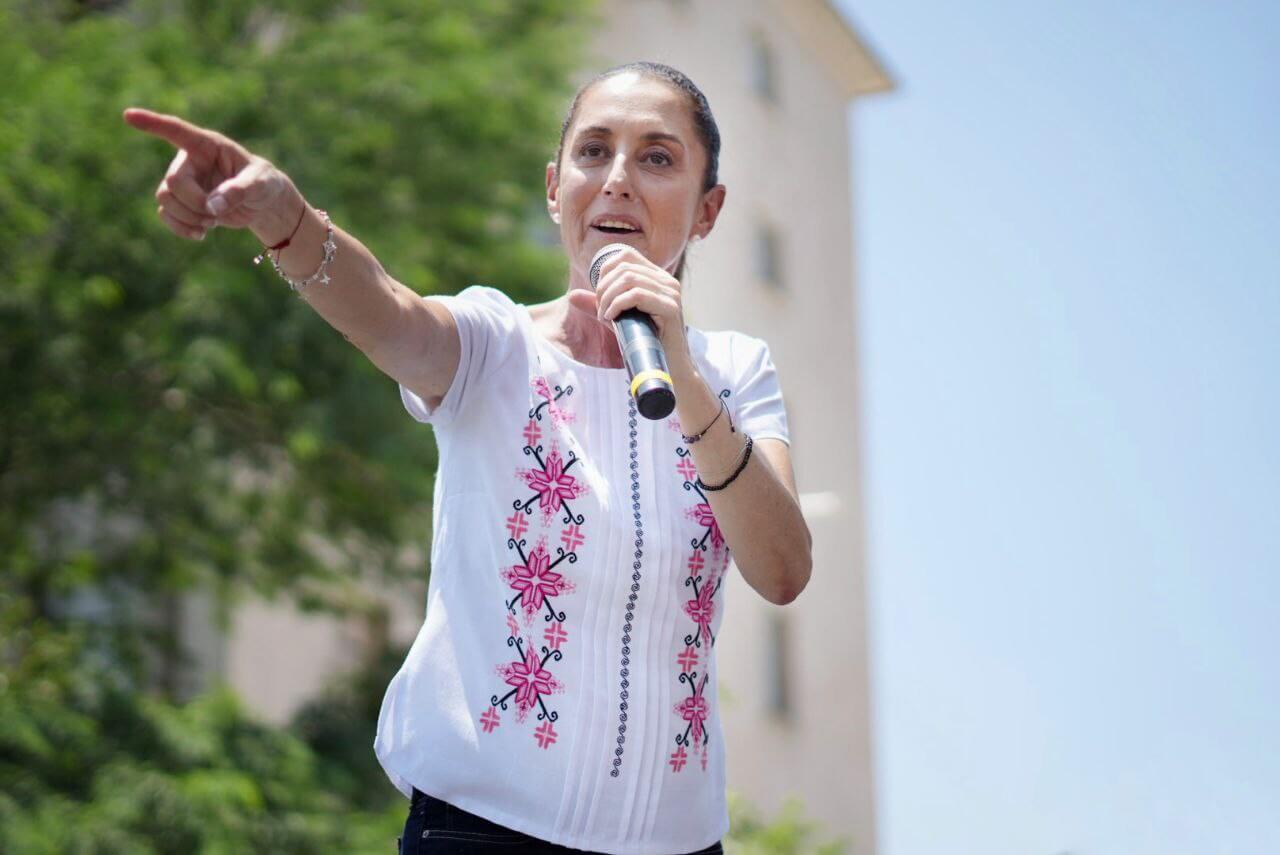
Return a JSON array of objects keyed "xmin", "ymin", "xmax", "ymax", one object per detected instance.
[{"xmin": 126, "ymin": 61, "xmax": 811, "ymax": 855}]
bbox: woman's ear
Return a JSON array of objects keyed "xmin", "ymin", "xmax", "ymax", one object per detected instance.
[
  {"xmin": 691, "ymin": 184, "xmax": 727, "ymax": 241},
  {"xmin": 546, "ymin": 161, "xmax": 561, "ymax": 224}
]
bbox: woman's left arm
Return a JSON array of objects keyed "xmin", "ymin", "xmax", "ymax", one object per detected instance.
[
  {"xmin": 588, "ymin": 247, "xmax": 813, "ymax": 605},
  {"xmin": 668, "ymin": 362, "xmax": 812, "ymax": 605}
]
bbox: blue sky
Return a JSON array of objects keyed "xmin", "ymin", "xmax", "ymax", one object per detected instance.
[{"xmin": 835, "ymin": 2, "xmax": 1279, "ymax": 853}]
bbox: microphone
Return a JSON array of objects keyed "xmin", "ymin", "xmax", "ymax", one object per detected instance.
[{"xmin": 589, "ymin": 243, "xmax": 677, "ymax": 420}]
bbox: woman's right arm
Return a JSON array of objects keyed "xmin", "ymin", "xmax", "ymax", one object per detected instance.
[{"xmin": 123, "ymin": 108, "xmax": 459, "ymax": 411}]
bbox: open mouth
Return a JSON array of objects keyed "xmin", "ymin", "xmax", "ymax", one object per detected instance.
[{"xmin": 591, "ymin": 217, "xmax": 643, "ymax": 236}]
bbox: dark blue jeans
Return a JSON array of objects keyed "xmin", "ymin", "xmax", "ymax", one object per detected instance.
[{"xmin": 398, "ymin": 788, "xmax": 724, "ymax": 854}]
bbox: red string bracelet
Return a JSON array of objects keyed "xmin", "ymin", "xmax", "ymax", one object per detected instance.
[{"xmin": 252, "ymin": 202, "xmax": 307, "ymax": 266}]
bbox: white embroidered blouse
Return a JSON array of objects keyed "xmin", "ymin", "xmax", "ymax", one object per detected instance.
[{"xmin": 374, "ymin": 285, "xmax": 790, "ymax": 854}]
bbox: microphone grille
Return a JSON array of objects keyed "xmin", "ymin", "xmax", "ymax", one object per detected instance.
[{"xmin": 589, "ymin": 243, "xmax": 630, "ymax": 290}]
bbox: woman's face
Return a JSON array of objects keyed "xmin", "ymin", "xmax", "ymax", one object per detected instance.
[{"xmin": 547, "ymin": 72, "xmax": 725, "ymax": 289}]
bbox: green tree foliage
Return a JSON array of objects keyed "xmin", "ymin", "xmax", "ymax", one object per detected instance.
[
  {"xmin": 726, "ymin": 791, "xmax": 853, "ymax": 854},
  {"xmin": 1, "ymin": 0, "xmax": 590, "ymax": 627},
  {"xmin": 1, "ymin": 0, "xmax": 592, "ymax": 848},
  {"xmin": 0, "ymin": 3, "xmax": 844, "ymax": 850},
  {"xmin": 290, "ymin": 640, "xmax": 410, "ymax": 812},
  {"xmin": 0, "ymin": 642, "xmax": 404, "ymax": 852}
]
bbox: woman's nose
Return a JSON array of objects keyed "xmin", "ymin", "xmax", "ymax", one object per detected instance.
[{"xmin": 602, "ymin": 154, "xmax": 633, "ymax": 198}]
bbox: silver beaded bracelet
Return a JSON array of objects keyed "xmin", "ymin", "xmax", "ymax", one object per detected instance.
[{"xmin": 266, "ymin": 208, "xmax": 337, "ymax": 296}]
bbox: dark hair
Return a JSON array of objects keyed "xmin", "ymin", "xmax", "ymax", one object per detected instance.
[{"xmin": 554, "ymin": 61, "xmax": 721, "ymax": 281}]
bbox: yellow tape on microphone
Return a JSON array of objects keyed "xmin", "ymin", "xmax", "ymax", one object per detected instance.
[{"xmin": 629, "ymin": 369, "xmax": 673, "ymax": 398}]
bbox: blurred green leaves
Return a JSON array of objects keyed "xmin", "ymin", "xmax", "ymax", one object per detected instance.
[
  {"xmin": 727, "ymin": 791, "xmax": 853, "ymax": 854},
  {"xmin": 1, "ymin": 0, "xmax": 589, "ymax": 849},
  {"xmin": 0, "ymin": 646, "xmax": 404, "ymax": 852},
  {"xmin": 1, "ymin": 0, "xmax": 589, "ymax": 633},
  {"xmin": 0, "ymin": 3, "xmax": 846, "ymax": 851}
]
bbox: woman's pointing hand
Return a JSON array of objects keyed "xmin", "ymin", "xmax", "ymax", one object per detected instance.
[{"xmin": 123, "ymin": 108, "xmax": 300, "ymax": 243}]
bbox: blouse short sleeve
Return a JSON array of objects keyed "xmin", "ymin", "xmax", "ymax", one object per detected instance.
[
  {"xmin": 731, "ymin": 333, "xmax": 790, "ymax": 445},
  {"xmin": 398, "ymin": 285, "xmax": 521, "ymax": 428}
]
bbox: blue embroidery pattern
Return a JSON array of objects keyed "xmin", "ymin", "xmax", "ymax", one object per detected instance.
[{"xmin": 611, "ymin": 394, "xmax": 644, "ymax": 777}]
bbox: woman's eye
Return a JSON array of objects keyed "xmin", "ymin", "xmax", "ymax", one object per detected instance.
[
  {"xmin": 582, "ymin": 144, "xmax": 605, "ymax": 157},
  {"xmin": 645, "ymin": 152, "xmax": 672, "ymax": 165}
]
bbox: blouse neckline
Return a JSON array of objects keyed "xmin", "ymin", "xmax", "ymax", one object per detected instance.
[{"xmin": 518, "ymin": 303, "xmax": 629, "ymax": 374}]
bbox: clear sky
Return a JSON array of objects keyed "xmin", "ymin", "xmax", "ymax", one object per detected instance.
[{"xmin": 834, "ymin": 2, "xmax": 1279, "ymax": 853}]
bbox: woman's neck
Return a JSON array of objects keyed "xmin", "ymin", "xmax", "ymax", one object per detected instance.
[{"xmin": 529, "ymin": 287, "xmax": 623, "ymax": 369}]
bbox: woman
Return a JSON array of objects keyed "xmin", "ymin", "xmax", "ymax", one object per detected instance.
[{"xmin": 126, "ymin": 61, "xmax": 811, "ymax": 855}]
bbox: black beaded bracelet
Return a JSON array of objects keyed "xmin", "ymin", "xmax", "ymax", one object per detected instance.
[{"xmin": 696, "ymin": 434, "xmax": 754, "ymax": 492}]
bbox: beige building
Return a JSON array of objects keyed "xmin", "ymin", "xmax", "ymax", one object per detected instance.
[
  {"xmin": 585, "ymin": 2, "xmax": 890, "ymax": 852},
  {"xmin": 204, "ymin": 1, "xmax": 892, "ymax": 852}
]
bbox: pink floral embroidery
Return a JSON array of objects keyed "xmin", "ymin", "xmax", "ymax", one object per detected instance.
[
  {"xmin": 677, "ymin": 645, "xmax": 699, "ymax": 673},
  {"xmin": 674, "ymin": 674, "xmax": 711, "ymax": 747},
  {"xmin": 501, "ymin": 538, "xmax": 576, "ymax": 624},
  {"xmin": 523, "ymin": 418, "xmax": 543, "ymax": 447},
  {"xmin": 674, "ymin": 670, "xmax": 712, "ymax": 774},
  {"xmin": 484, "ymin": 378, "xmax": 585, "ymax": 748},
  {"xmin": 544, "ymin": 622, "xmax": 568, "ymax": 650},
  {"xmin": 683, "ymin": 579, "xmax": 718, "ymax": 649},
  {"xmin": 686, "ymin": 502, "xmax": 725, "ymax": 553},
  {"xmin": 505, "ymin": 510, "xmax": 529, "ymax": 541},
  {"xmin": 560, "ymin": 523, "xmax": 584, "ymax": 552},
  {"xmin": 496, "ymin": 641, "xmax": 565, "ymax": 723},
  {"xmin": 535, "ymin": 720, "xmax": 558, "ymax": 749},
  {"xmin": 533, "ymin": 376, "xmax": 576, "ymax": 428},
  {"xmin": 667, "ymin": 389, "xmax": 735, "ymax": 773},
  {"xmin": 518, "ymin": 444, "xmax": 588, "ymax": 526},
  {"xmin": 480, "ymin": 708, "xmax": 501, "ymax": 733}
]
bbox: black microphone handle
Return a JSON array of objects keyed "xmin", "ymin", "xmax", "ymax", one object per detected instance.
[
  {"xmin": 614, "ymin": 308, "xmax": 676, "ymax": 420},
  {"xmin": 588, "ymin": 242, "xmax": 677, "ymax": 419}
]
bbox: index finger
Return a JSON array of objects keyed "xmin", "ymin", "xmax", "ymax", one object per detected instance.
[
  {"xmin": 599, "ymin": 245, "xmax": 662, "ymax": 283},
  {"xmin": 122, "ymin": 108, "xmax": 216, "ymax": 154}
]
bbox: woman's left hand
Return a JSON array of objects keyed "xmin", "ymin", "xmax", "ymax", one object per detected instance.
[{"xmin": 567, "ymin": 245, "xmax": 692, "ymax": 367}]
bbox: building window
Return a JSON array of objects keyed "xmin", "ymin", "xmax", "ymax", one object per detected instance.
[
  {"xmin": 750, "ymin": 33, "xmax": 778, "ymax": 103},
  {"xmin": 765, "ymin": 611, "xmax": 793, "ymax": 719},
  {"xmin": 755, "ymin": 222, "xmax": 785, "ymax": 290}
]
